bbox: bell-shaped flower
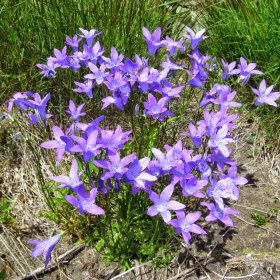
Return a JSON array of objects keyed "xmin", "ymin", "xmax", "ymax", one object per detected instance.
[
  {"xmin": 28, "ymin": 232, "xmax": 63, "ymax": 268},
  {"xmin": 65, "ymin": 187, "xmax": 105, "ymax": 215},
  {"xmin": 147, "ymin": 184, "xmax": 185, "ymax": 223},
  {"xmin": 201, "ymin": 201, "xmax": 239, "ymax": 227},
  {"xmin": 71, "ymin": 130, "xmax": 101, "ymax": 162},
  {"xmin": 252, "ymin": 79, "xmax": 280, "ymax": 107},
  {"xmin": 50, "ymin": 159, "xmax": 85, "ymax": 193},
  {"xmin": 142, "ymin": 27, "xmax": 165, "ymax": 55},
  {"xmin": 185, "ymin": 27, "xmax": 208, "ymax": 49},
  {"xmin": 169, "ymin": 210, "xmax": 206, "ymax": 244}
]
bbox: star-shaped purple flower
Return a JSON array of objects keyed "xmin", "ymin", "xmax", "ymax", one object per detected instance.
[{"xmin": 147, "ymin": 184, "xmax": 185, "ymax": 223}]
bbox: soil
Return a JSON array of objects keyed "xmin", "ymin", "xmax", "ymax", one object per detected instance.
[{"xmin": 1, "ymin": 112, "xmax": 280, "ymax": 280}]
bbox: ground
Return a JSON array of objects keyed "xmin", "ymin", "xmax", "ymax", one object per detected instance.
[{"xmin": 0, "ymin": 112, "xmax": 280, "ymax": 280}]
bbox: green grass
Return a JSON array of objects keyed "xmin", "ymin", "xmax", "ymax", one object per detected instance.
[{"xmin": 193, "ymin": 0, "xmax": 280, "ymax": 144}]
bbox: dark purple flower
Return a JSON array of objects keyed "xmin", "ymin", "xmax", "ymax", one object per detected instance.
[
  {"xmin": 169, "ymin": 210, "xmax": 206, "ymax": 244},
  {"xmin": 28, "ymin": 233, "xmax": 62, "ymax": 268},
  {"xmin": 147, "ymin": 184, "xmax": 185, "ymax": 223}
]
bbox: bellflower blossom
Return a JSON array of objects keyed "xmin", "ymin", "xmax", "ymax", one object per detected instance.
[
  {"xmin": 221, "ymin": 59, "xmax": 240, "ymax": 80},
  {"xmin": 65, "ymin": 100, "xmax": 86, "ymax": 122},
  {"xmin": 143, "ymin": 93, "xmax": 173, "ymax": 122},
  {"xmin": 36, "ymin": 59, "xmax": 59, "ymax": 78},
  {"xmin": 78, "ymin": 28, "xmax": 102, "ymax": 47},
  {"xmin": 71, "ymin": 130, "xmax": 101, "ymax": 162},
  {"xmin": 237, "ymin": 57, "xmax": 263, "ymax": 85},
  {"xmin": 201, "ymin": 202, "xmax": 239, "ymax": 227},
  {"xmin": 169, "ymin": 210, "xmax": 206, "ymax": 244},
  {"xmin": 251, "ymin": 79, "xmax": 280, "ymax": 107},
  {"xmin": 50, "ymin": 159, "xmax": 85, "ymax": 193},
  {"xmin": 147, "ymin": 184, "xmax": 185, "ymax": 223},
  {"xmin": 28, "ymin": 232, "xmax": 63, "ymax": 268},
  {"xmin": 65, "ymin": 187, "xmax": 105, "ymax": 215},
  {"xmin": 41, "ymin": 125, "xmax": 73, "ymax": 162},
  {"xmin": 185, "ymin": 27, "xmax": 208, "ymax": 49},
  {"xmin": 142, "ymin": 27, "xmax": 164, "ymax": 55}
]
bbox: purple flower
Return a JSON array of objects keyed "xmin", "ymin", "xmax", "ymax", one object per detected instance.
[
  {"xmin": 185, "ymin": 27, "xmax": 208, "ymax": 49},
  {"xmin": 5, "ymin": 92, "xmax": 31, "ymax": 111},
  {"xmin": 182, "ymin": 123, "xmax": 206, "ymax": 148},
  {"xmin": 73, "ymin": 80, "xmax": 93, "ymax": 98},
  {"xmin": 181, "ymin": 176, "xmax": 207, "ymax": 198},
  {"xmin": 169, "ymin": 210, "xmax": 207, "ymax": 244},
  {"xmin": 78, "ymin": 28, "xmax": 102, "ymax": 46},
  {"xmin": 93, "ymin": 152, "xmax": 136, "ymax": 181},
  {"xmin": 147, "ymin": 184, "xmax": 185, "ymax": 223},
  {"xmin": 41, "ymin": 125, "xmax": 72, "ymax": 162},
  {"xmin": 221, "ymin": 59, "xmax": 240, "ymax": 80},
  {"xmin": 85, "ymin": 62, "xmax": 109, "ymax": 85},
  {"xmin": 238, "ymin": 57, "xmax": 263, "ymax": 85},
  {"xmin": 162, "ymin": 36, "xmax": 184, "ymax": 56},
  {"xmin": 143, "ymin": 93, "xmax": 173, "ymax": 122},
  {"xmin": 219, "ymin": 165, "xmax": 248, "ymax": 186},
  {"xmin": 208, "ymin": 125, "xmax": 235, "ymax": 157},
  {"xmin": 201, "ymin": 202, "xmax": 239, "ymax": 227},
  {"xmin": 65, "ymin": 100, "xmax": 86, "ymax": 122},
  {"xmin": 66, "ymin": 34, "xmax": 82, "ymax": 51},
  {"xmin": 50, "ymin": 159, "xmax": 84, "ymax": 193},
  {"xmin": 65, "ymin": 188, "xmax": 105, "ymax": 215},
  {"xmin": 25, "ymin": 93, "xmax": 52, "ymax": 126},
  {"xmin": 252, "ymin": 79, "xmax": 280, "ymax": 107},
  {"xmin": 136, "ymin": 67, "xmax": 152, "ymax": 92},
  {"xmin": 28, "ymin": 233, "xmax": 63, "ymax": 268},
  {"xmin": 52, "ymin": 46, "xmax": 69, "ymax": 67},
  {"xmin": 71, "ymin": 130, "xmax": 101, "ymax": 162},
  {"xmin": 123, "ymin": 157, "xmax": 157, "ymax": 195},
  {"xmin": 101, "ymin": 91, "xmax": 125, "ymax": 110},
  {"xmin": 208, "ymin": 149, "xmax": 236, "ymax": 171},
  {"xmin": 206, "ymin": 175, "xmax": 239, "ymax": 203},
  {"xmin": 142, "ymin": 27, "xmax": 164, "ymax": 55},
  {"xmin": 36, "ymin": 59, "xmax": 59, "ymax": 78},
  {"xmin": 98, "ymin": 125, "xmax": 131, "ymax": 154},
  {"xmin": 102, "ymin": 47, "xmax": 124, "ymax": 72},
  {"xmin": 82, "ymin": 42, "xmax": 105, "ymax": 65}
]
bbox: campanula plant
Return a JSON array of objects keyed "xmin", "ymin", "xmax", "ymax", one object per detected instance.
[{"xmin": 5, "ymin": 25, "xmax": 280, "ymax": 270}]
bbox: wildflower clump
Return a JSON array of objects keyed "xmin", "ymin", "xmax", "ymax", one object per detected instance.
[{"xmin": 5, "ymin": 25, "xmax": 279, "ymax": 269}]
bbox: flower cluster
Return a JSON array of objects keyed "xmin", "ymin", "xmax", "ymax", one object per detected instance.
[{"xmin": 7, "ymin": 25, "xmax": 280, "ymax": 268}]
